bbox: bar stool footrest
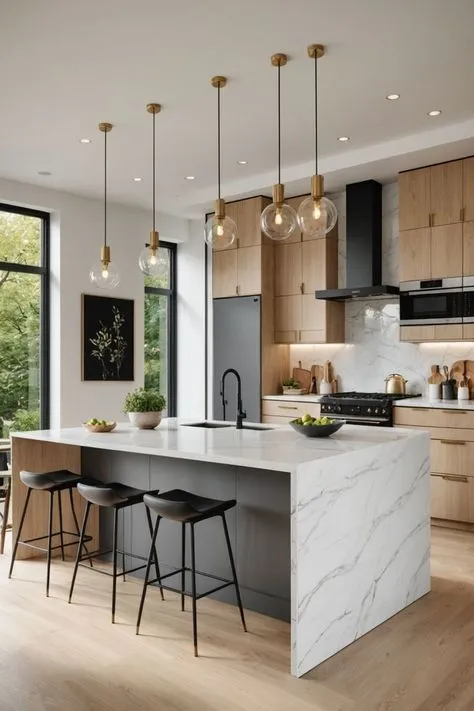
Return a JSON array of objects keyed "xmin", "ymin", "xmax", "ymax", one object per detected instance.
[{"xmin": 146, "ymin": 566, "xmax": 234, "ymax": 600}]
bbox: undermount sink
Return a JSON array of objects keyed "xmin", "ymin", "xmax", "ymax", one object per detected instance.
[
  {"xmin": 183, "ymin": 422, "xmax": 232, "ymax": 429},
  {"xmin": 182, "ymin": 422, "xmax": 274, "ymax": 431}
]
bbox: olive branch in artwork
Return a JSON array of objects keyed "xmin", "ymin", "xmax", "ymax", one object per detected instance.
[{"xmin": 90, "ymin": 306, "xmax": 127, "ymax": 380}]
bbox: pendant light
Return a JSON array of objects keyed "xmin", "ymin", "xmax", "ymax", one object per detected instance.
[
  {"xmin": 139, "ymin": 103, "xmax": 166, "ymax": 277},
  {"xmin": 260, "ymin": 53, "xmax": 298, "ymax": 241},
  {"xmin": 297, "ymin": 44, "xmax": 337, "ymax": 238},
  {"xmin": 204, "ymin": 76, "xmax": 237, "ymax": 250},
  {"xmin": 89, "ymin": 122, "xmax": 120, "ymax": 289}
]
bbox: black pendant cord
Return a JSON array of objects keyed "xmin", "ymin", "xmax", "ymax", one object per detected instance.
[
  {"xmin": 314, "ymin": 54, "xmax": 318, "ymax": 176},
  {"xmin": 152, "ymin": 110, "xmax": 156, "ymax": 235},
  {"xmin": 217, "ymin": 83, "xmax": 221, "ymax": 201},
  {"xmin": 103, "ymin": 129, "xmax": 108, "ymax": 248},
  {"xmin": 277, "ymin": 63, "xmax": 281, "ymax": 185}
]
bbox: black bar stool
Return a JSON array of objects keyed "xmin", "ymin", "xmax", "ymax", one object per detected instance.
[
  {"xmin": 136, "ymin": 489, "xmax": 247, "ymax": 656},
  {"xmin": 69, "ymin": 481, "xmax": 164, "ymax": 623},
  {"xmin": 9, "ymin": 469, "xmax": 92, "ymax": 596}
]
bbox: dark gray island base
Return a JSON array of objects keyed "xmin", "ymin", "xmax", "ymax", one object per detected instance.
[{"xmin": 83, "ymin": 448, "xmax": 291, "ymax": 621}]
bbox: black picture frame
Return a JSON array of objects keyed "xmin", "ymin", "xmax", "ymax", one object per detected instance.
[{"xmin": 82, "ymin": 294, "xmax": 134, "ymax": 381}]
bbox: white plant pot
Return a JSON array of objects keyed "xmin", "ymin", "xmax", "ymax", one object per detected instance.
[{"xmin": 128, "ymin": 412, "xmax": 162, "ymax": 430}]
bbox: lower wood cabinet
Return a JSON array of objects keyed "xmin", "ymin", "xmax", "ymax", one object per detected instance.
[
  {"xmin": 400, "ymin": 324, "xmax": 463, "ymax": 343},
  {"xmin": 262, "ymin": 399, "xmax": 320, "ymax": 423},
  {"xmin": 431, "ymin": 474, "xmax": 474, "ymax": 523}
]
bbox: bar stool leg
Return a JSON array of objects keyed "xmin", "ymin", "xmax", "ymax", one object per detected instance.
[
  {"xmin": 181, "ymin": 521, "xmax": 186, "ymax": 611},
  {"xmin": 112, "ymin": 508, "xmax": 118, "ymax": 623},
  {"xmin": 190, "ymin": 522, "xmax": 198, "ymax": 657},
  {"xmin": 68, "ymin": 501, "xmax": 92, "ymax": 603},
  {"xmin": 0, "ymin": 476, "xmax": 11, "ymax": 555},
  {"xmin": 136, "ymin": 515, "xmax": 161, "ymax": 635},
  {"xmin": 69, "ymin": 488, "xmax": 93, "ymax": 567},
  {"xmin": 57, "ymin": 490, "xmax": 65, "ymax": 561},
  {"xmin": 145, "ymin": 506, "xmax": 164, "ymax": 600},
  {"xmin": 221, "ymin": 513, "xmax": 247, "ymax": 632},
  {"xmin": 46, "ymin": 491, "xmax": 55, "ymax": 597},
  {"xmin": 9, "ymin": 488, "xmax": 32, "ymax": 578}
]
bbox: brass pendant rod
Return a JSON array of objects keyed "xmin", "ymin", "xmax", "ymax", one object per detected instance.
[
  {"xmin": 152, "ymin": 109, "xmax": 156, "ymax": 234},
  {"xmin": 217, "ymin": 82, "xmax": 221, "ymax": 200},
  {"xmin": 314, "ymin": 52, "xmax": 318, "ymax": 177},
  {"xmin": 104, "ymin": 128, "xmax": 108, "ymax": 248},
  {"xmin": 277, "ymin": 62, "xmax": 281, "ymax": 185}
]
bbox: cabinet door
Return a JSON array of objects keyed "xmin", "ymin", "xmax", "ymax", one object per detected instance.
[
  {"xmin": 274, "ymin": 295, "xmax": 301, "ymax": 343},
  {"xmin": 284, "ymin": 196, "xmax": 305, "ymax": 244},
  {"xmin": 236, "ymin": 246, "xmax": 261, "ymax": 296},
  {"xmin": 212, "ymin": 249, "xmax": 237, "ymax": 298},
  {"xmin": 300, "ymin": 295, "xmax": 326, "ymax": 343},
  {"xmin": 400, "ymin": 325, "xmax": 435, "ymax": 342},
  {"xmin": 274, "ymin": 243, "xmax": 302, "ymax": 296},
  {"xmin": 430, "ymin": 223, "xmax": 463, "ymax": 278},
  {"xmin": 430, "ymin": 161, "xmax": 463, "ymax": 227},
  {"xmin": 463, "ymin": 157, "xmax": 474, "ymax": 223},
  {"xmin": 431, "ymin": 473, "xmax": 474, "ymax": 523},
  {"xmin": 398, "ymin": 228, "xmax": 431, "ymax": 281},
  {"xmin": 302, "ymin": 239, "xmax": 327, "ymax": 293},
  {"xmin": 463, "ymin": 222, "xmax": 474, "ymax": 276},
  {"xmin": 398, "ymin": 168, "xmax": 430, "ymax": 231},
  {"xmin": 237, "ymin": 198, "xmax": 262, "ymax": 248}
]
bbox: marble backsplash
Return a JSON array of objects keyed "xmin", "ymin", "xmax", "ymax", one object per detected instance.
[{"xmin": 290, "ymin": 183, "xmax": 474, "ymax": 395}]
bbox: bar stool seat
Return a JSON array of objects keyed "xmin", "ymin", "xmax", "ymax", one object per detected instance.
[
  {"xmin": 137, "ymin": 488, "xmax": 247, "ymax": 656},
  {"xmin": 69, "ymin": 481, "xmax": 163, "ymax": 623},
  {"xmin": 9, "ymin": 469, "xmax": 93, "ymax": 596}
]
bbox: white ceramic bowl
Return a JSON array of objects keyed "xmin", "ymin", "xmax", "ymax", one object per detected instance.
[{"xmin": 128, "ymin": 412, "xmax": 162, "ymax": 430}]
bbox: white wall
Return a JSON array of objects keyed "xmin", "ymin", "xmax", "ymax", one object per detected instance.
[{"xmin": 0, "ymin": 178, "xmax": 190, "ymax": 427}]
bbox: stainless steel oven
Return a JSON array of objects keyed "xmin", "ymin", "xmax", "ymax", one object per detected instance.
[
  {"xmin": 399, "ymin": 277, "xmax": 463, "ymax": 326},
  {"xmin": 463, "ymin": 276, "xmax": 474, "ymax": 323}
]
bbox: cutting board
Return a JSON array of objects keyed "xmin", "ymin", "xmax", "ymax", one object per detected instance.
[
  {"xmin": 428, "ymin": 365, "xmax": 444, "ymax": 385},
  {"xmin": 292, "ymin": 361, "xmax": 312, "ymax": 392},
  {"xmin": 450, "ymin": 360, "xmax": 466, "ymax": 387},
  {"xmin": 310, "ymin": 362, "xmax": 338, "ymax": 393}
]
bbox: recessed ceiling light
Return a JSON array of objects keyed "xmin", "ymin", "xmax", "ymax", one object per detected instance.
[
  {"xmin": 428, "ymin": 109, "xmax": 442, "ymax": 117},
  {"xmin": 80, "ymin": 138, "xmax": 91, "ymax": 144},
  {"xmin": 237, "ymin": 160, "xmax": 248, "ymax": 165},
  {"xmin": 337, "ymin": 136, "xmax": 350, "ymax": 142},
  {"xmin": 185, "ymin": 175, "xmax": 195, "ymax": 180},
  {"xmin": 386, "ymin": 93, "xmax": 400, "ymax": 101},
  {"xmin": 133, "ymin": 177, "xmax": 143, "ymax": 182},
  {"xmin": 37, "ymin": 170, "xmax": 52, "ymax": 176}
]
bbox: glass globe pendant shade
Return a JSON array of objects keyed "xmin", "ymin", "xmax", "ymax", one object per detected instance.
[
  {"xmin": 204, "ymin": 203, "xmax": 237, "ymax": 250},
  {"xmin": 260, "ymin": 184, "xmax": 298, "ymax": 241},
  {"xmin": 297, "ymin": 195, "xmax": 338, "ymax": 238},
  {"xmin": 138, "ymin": 246, "xmax": 167, "ymax": 277},
  {"xmin": 89, "ymin": 259, "xmax": 120, "ymax": 290}
]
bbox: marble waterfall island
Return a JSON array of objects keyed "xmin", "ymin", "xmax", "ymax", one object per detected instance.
[{"xmin": 11, "ymin": 421, "xmax": 430, "ymax": 678}]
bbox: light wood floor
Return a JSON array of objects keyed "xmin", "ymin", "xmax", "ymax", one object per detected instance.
[{"xmin": 1, "ymin": 526, "xmax": 474, "ymax": 711}]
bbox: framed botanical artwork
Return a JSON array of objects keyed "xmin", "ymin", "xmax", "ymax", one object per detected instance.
[{"xmin": 82, "ymin": 294, "xmax": 134, "ymax": 381}]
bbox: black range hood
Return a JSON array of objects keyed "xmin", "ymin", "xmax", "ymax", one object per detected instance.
[{"xmin": 316, "ymin": 179, "xmax": 399, "ymax": 301}]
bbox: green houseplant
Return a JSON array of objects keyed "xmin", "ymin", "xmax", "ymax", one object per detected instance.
[
  {"xmin": 281, "ymin": 377, "xmax": 307, "ymax": 395},
  {"xmin": 123, "ymin": 388, "xmax": 166, "ymax": 430}
]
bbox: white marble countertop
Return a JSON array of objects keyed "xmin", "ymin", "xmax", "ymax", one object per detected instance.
[
  {"xmin": 394, "ymin": 396, "xmax": 474, "ymax": 410},
  {"xmin": 262, "ymin": 394, "xmax": 323, "ymax": 403},
  {"xmin": 11, "ymin": 419, "xmax": 424, "ymax": 473}
]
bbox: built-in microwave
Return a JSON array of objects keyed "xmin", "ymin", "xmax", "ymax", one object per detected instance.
[{"xmin": 399, "ymin": 277, "xmax": 464, "ymax": 325}]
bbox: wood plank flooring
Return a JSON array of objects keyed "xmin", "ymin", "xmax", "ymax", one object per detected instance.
[{"xmin": 1, "ymin": 526, "xmax": 474, "ymax": 710}]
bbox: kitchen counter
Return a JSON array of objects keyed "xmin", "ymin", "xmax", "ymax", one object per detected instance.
[
  {"xmin": 395, "ymin": 396, "xmax": 474, "ymax": 410},
  {"xmin": 11, "ymin": 420, "xmax": 430, "ymax": 678},
  {"xmin": 262, "ymin": 394, "xmax": 323, "ymax": 403}
]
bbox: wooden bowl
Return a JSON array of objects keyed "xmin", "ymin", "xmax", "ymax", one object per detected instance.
[{"xmin": 83, "ymin": 422, "xmax": 116, "ymax": 433}]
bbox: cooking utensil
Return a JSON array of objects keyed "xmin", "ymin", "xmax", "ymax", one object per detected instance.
[
  {"xmin": 292, "ymin": 361, "xmax": 311, "ymax": 393},
  {"xmin": 443, "ymin": 365, "xmax": 449, "ymax": 381},
  {"xmin": 428, "ymin": 365, "xmax": 444, "ymax": 385},
  {"xmin": 385, "ymin": 373, "xmax": 408, "ymax": 395},
  {"xmin": 290, "ymin": 420, "xmax": 344, "ymax": 438}
]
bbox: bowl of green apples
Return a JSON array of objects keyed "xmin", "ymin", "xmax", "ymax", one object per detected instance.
[
  {"xmin": 289, "ymin": 414, "xmax": 344, "ymax": 438},
  {"xmin": 83, "ymin": 418, "xmax": 116, "ymax": 433}
]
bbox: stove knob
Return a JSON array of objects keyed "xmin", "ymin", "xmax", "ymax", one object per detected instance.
[
  {"xmin": 367, "ymin": 407, "xmax": 372, "ymax": 414},
  {"xmin": 337, "ymin": 405, "xmax": 342, "ymax": 413},
  {"xmin": 374, "ymin": 407, "xmax": 379, "ymax": 414}
]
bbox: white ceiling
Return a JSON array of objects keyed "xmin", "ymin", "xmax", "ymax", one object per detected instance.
[{"xmin": 1, "ymin": 0, "xmax": 474, "ymax": 218}]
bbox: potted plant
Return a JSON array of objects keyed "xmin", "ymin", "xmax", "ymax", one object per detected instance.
[
  {"xmin": 282, "ymin": 378, "xmax": 307, "ymax": 396},
  {"xmin": 123, "ymin": 388, "xmax": 166, "ymax": 430}
]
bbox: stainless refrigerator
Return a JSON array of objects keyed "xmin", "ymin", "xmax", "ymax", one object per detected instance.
[{"xmin": 213, "ymin": 296, "xmax": 261, "ymax": 423}]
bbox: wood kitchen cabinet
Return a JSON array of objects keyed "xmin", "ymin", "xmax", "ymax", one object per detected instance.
[
  {"xmin": 399, "ymin": 228, "xmax": 431, "ymax": 281},
  {"xmin": 398, "ymin": 167, "xmax": 431, "ymax": 231},
  {"xmin": 400, "ymin": 324, "xmax": 463, "ymax": 342},
  {"xmin": 212, "ymin": 249, "xmax": 237, "ymax": 298},
  {"xmin": 398, "ymin": 224, "xmax": 463, "ymax": 282},
  {"xmin": 462, "ymin": 221, "xmax": 474, "ymax": 275},
  {"xmin": 393, "ymin": 405, "xmax": 474, "ymax": 526},
  {"xmin": 211, "ymin": 197, "xmax": 266, "ymax": 251},
  {"xmin": 275, "ymin": 243, "xmax": 302, "ymax": 296},
  {"xmin": 430, "ymin": 161, "xmax": 463, "ymax": 227},
  {"xmin": 463, "ymin": 157, "xmax": 474, "ymax": 222}
]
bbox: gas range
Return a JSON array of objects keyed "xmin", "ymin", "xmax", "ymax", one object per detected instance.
[{"xmin": 320, "ymin": 391, "xmax": 420, "ymax": 427}]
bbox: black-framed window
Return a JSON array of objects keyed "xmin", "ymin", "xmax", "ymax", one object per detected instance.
[
  {"xmin": 0, "ymin": 203, "xmax": 50, "ymax": 435},
  {"xmin": 144, "ymin": 241, "xmax": 177, "ymax": 416}
]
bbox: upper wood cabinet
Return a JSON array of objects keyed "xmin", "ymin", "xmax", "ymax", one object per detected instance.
[
  {"xmin": 399, "ymin": 228, "xmax": 431, "ymax": 282},
  {"xmin": 213, "ymin": 250, "xmax": 237, "ymax": 298},
  {"xmin": 463, "ymin": 221, "xmax": 474, "ymax": 276},
  {"xmin": 398, "ymin": 168, "xmax": 430, "ymax": 231},
  {"xmin": 463, "ymin": 158, "xmax": 474, "ymax": 222},
  {"xmin": 431, "ymin": 224, "xmax": 463, "ymax": 279},
  {"xmin": 211, "ymin": 196, "xmax": 269, "ymax": 251},
  {"xmin": 274, "ymin": 243, "xmax": 302, "ymax": 296},
  {"xmin": 430, "ymin": 161, "xmax": 463, "ymax": 227}
]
